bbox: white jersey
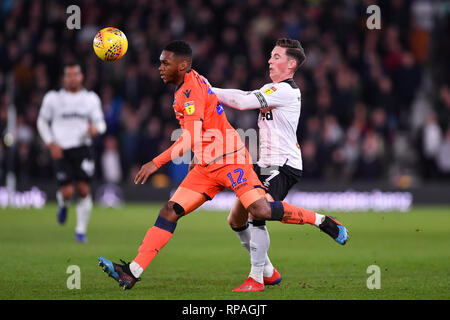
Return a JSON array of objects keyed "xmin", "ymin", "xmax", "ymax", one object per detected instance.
[
  {"xmin": 252, "ymin": 79, "xmax": 302, "ymax": 170},
  {"xmin": 37, "ymin": 89, "xmax": 106, "ymax": 149}
]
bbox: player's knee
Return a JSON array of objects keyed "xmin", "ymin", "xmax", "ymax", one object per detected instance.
[
  {"xmin": 172, "ymin": 202, "xmax": 185, "ymax": 216},
  {"xmin": 227, "ymin": 212, "xmax": 234, "ymax": 227},
  {"xmin": 77, "ymin": 184, "xmax": 90, "ymax": 198},
  {"xmin": 159, "ymin": 202, "xmax": 184, "ymax": 222},
  {"xmin": 227, "ymin": 210, "xmax": 246, "ymax": 229},
  {"xmin": 247, "ymin": 198, "xmax": 271, "ymax": 220},
  {"xmin": 61, "ymin": 185, "xmax": 75, "ymax": 200}
]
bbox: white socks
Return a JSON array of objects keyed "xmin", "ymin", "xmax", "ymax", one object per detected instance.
[
  {"xmin": 249, "ymin": 265, "xmax": 264, "ymax": 284},
  {"xmin": 235, "ymin": 225, "xmax": 251, "ymax": 252},
  {"xmin": 56, "ymin": 190, "xmax": 69, "ymax": 208},
  {"xmin": 129, "ymin": 261, "xmax": 143, "ymax": 278},
  {"xmin": 314, "ymin": 213, "xmax": 325, "ymax": 227},
  {"xmin": 75, "ymin": 195, "xmax": 93, "ymax": 235},
  {"xmin": 234, "ymin": 222, "xmax": 274, "ymax": 284}
]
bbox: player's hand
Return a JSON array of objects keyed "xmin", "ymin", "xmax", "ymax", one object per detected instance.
[
  {"xmin": 134, "ymin": 161, "xmax": 158, "ymax": 184},
  {"xmin": 49, "ymin": 142, "xmax": 63, "ymax": 160},
  {"xmin": 88, "ymin": 123, "xmax": 98, "ymax": 137}
]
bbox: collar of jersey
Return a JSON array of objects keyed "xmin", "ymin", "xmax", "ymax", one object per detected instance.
[
  {"xmin": 175, "ymin": 69, "xmax": 192, "ymax": 93},
  {"xmin": 61, "ymin": 88, "xmax": 86, "ymax": 94},
  {"xmin": 279, "ymin": 78, "xmax": 298, "ymax": 89}
]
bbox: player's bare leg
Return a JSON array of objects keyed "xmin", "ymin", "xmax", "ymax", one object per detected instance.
[
  {"xmin": 228, "ymin": 198, "xmax": 249, "ymax": 229},
  {"xmin": 74, "ymin": 181, "xmax": 92, "ymax": 243},
  {"xmin": 56, "ymin": 184, "xmax": 74, "ymax": 225},
  {"xmin": 99, "ymin": 187, "xmax": 206, "ymax": 290}
]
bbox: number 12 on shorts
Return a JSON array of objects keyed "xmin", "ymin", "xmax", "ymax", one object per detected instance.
[{"xmin": 227, "ymin": 168, "xmax": 247, "ymax": 188}]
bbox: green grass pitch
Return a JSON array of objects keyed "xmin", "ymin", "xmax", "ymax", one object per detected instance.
[{"xmin": 1, "ymin": 203, "xmax": 449, "ymax": 300}]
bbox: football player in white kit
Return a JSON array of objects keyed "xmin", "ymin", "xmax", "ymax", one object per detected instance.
[
  {"xmin": 37, "ymin": 63, "xmax": 106, "ymax": 243},
  {"xmin": 213, "ymin": 38, "xmax": 347, "ymax": 291}
]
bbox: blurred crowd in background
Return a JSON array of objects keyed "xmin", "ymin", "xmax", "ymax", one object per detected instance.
[{"xmin": 1, "ymin": 0, "xmax": 450, "ymax": 189}]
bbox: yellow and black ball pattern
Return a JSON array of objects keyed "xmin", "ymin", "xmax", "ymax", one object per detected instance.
[{"xmin": 93, "ymin": 27, "xmax": 128, "ymax": 62}]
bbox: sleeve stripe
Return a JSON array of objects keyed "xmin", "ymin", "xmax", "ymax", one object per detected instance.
[{"xmin": 253, "ymin": 92, "xmax": 268, "ymax": 108}]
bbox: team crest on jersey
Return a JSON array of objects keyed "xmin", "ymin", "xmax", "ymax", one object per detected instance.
[
  {"xmin": 263, "ymin": 86, "xmax": 277, "ymax": 95},
  {"xmin": 184, "ymin": 101, "xmax": 195, "ymax": 115}
]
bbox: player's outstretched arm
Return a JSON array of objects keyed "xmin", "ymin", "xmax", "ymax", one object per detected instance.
[
  {"xmin": 134, "ymin": 160, "xmax": 158, "ymax": 185},
  {"xmin": 212, "ymin": 87, "xmax": 262, "ymax": 111},
  {"xmin": 134, "ymin": 120, "xmax": 201, "ymax": 184}
]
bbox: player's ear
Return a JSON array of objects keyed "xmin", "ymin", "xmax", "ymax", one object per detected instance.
[
  {"xmin": 287, "ymin": 58, "xmax": 297, "ymax": 72},
  {"xmin": 178, "ymin": 59, "xmax": 188, "ymax": 72}
]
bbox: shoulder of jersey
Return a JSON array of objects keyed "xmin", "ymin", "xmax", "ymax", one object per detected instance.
[
  {"xmin": 87, "ymin": 90, "xmax": 101, "ymax": 99},
  {"xmin": 180, "ymin": 70, "xmax": 208, "ymax": 95},
  {"xmin": 281, "ymin": 78, "xmax": 299, "ymax": 89},
  {"xmin": 261, "ymin": 82, "xmax": 290, "ymax": 95},
  {"xmin": 44, "ymin": 90, "xmax": 58, "ymax": 97},
  {"xmin": 269, "ymin": 81, "xmax": 300, "ymax": 96}
]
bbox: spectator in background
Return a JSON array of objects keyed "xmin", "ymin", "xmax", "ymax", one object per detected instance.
[
  {"xmin": 370, "ymin": 107, "xmax": 391, "ymax": 143},
  {"xmin": 301, "ymin": 139, "xmax": 321, "ymax": 180},
  {"xmin": 14, "ymin": 115, "xmax": 34, "ymax": 183},
  {"xmin": 119, "ymin": 103, "xmax": 141, "ymax": 180},
  {"xmin": 394, "ymin": 51, "xmax": 422, "ymax": 126},
  {"xmin": 421, "ymin": 111, "xmax": 442, "ymax": 180},
  {"xmin": 100, "ymin": 85, "xmax": 122, "ymax": 135},
  {"xmin": 333, "ymin": 63, "xmax": 358, "ymax": 127},
  {"xmin": 0, "ymin": 0, "xmax": 448, "ymax": 187},
  {"xmin": 101, "ymin": 135, "xmax": 122, "ymax": 184},
  {"xmin": 437, "ymin": 84, "xmax": 450, "ymax": 130},
  {"xmin": 340, "ymin": 127, "xmax": 361, "ymax": 181},
  {"xmin": 436, "ymin": 129, "xmax": 450, "ymax": 179},
  {"xmin": 356, "ymin": 130, "xmax": 384, "ymax": 180},
  {"xmin": 137, "ymin": 117, "xmax": 163, "ymax": 165}
]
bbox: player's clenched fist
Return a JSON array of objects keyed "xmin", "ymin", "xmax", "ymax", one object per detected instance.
[
  {"xmin": 49, "ymin": 142, "xmax": 63, "ymax": 160},
  {"xmin": 134, "ymin": 161, "xmax": 158, "ymax": 184}
]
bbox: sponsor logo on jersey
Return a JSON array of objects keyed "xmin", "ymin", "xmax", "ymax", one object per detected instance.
[
  {"xmin": 61, "ymin": 112, "xmax": 89, "ymax": 120},
  {"xmin": 183, "ymin": 89, "xmax": 191, "ymax": 98},
  {"xmin": 216, "ymin": 103, "xmax": 224, "ymax": 115},
  {"xmin": 184, "ymin": 101, "xmax": 195, "ymax": 115},
  {"xmin": 260, "ymin": 109, "xmax": 273, "ymax": 121},
  {"xmin": 263, "ymin": 86, "xmax": 277, "ymax": 95}
]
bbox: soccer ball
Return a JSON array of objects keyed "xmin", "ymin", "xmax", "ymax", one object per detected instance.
[{"xmin": 93, "ymin": 27, "xmax": 128, "ymax": 62}]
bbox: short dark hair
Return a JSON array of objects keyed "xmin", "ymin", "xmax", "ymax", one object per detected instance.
[
  {"xmin": 63, "ymin": 61, "xmax": 83, "ymax": 74},
  {"xmin": 275, "ymin": 38, "xmax": 306, "ymax": 72},
  {"xmin": 164, "ymin": 40, "xmax": 192, "ymax": 63}
]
